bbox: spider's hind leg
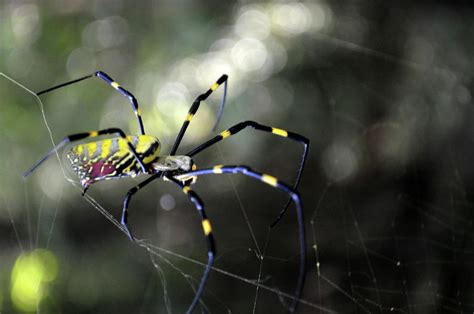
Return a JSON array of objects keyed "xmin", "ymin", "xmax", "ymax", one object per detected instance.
[
  {"xmin": 23, "ymin": 128, "xmax": 148, "ymax": 178},
  {"xmin": 175, "ymin": 165, "xmax": 306, "ymax": 313}
]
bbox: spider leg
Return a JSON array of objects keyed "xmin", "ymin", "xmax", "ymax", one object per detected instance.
[
  {"xmin": 170, "ymin": 74, "xmax": 228, "ymax": 155},
  {"xmin": 36, "ymin": 71, "xmax": 145, "ymax": 134},
  {"xmin": 120, "ymin": 172, "xmax": 162, "ymax": 241},
  {"xmin": 175, "ymin": 165, "xmax": 306, "ymax": 313},
  {"xmin": 163, "ymin": 175, "xmax": 216, "ymax": 314},
  {"xmin": 186, "ymin": 121, "xmax": 309, "ymax": 228},
  {"xmin": 23, "ymin": 128, "xmax": 148, "ymax": 178}
]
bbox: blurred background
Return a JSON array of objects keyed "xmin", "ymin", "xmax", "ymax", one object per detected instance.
[{"xmin": 1, "ymin": 1, "xmax": 473, "ymax": 313}]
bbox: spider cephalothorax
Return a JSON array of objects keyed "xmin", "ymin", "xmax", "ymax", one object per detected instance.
[{"xmin": 23, "ymin": 70, "xmax": 309, "ymax": 313}]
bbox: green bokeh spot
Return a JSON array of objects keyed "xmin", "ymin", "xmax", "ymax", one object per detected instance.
[{"xmin": 10, "ymin": 249, "xmax": 58, "ymax": 312}]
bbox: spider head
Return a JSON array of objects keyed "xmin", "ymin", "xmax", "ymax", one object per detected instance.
[
  {"xmin": 150, "ymin": 155, "xmax": 198, "ymax": 185},
  {"xmin": 174, "ymin": 160, "xmax": 198, "ymax": 186}
]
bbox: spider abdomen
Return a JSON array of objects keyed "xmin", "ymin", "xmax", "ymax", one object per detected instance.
[{"xmin": 66, "ymin": 135, "xmax": 160, "ymax": 187}]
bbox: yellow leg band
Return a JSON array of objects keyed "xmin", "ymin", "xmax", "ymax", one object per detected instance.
[
  {"xmin": 220, "ymin": 130, "xmax": 231, "ymax": 139},
  {"xmin": 202, "ymin": 219, "xmax": 212, "ymax": 235},
  {"xmin": 183, "ymin": 186, "xmax": 191, "ymax": 194},
  {"xmin": 210, "ymin": 82, "xmax": 219, "ymax": 91},
  {"xmin": 271, "ymin": 127, "xmax": 288, "ymax": 137},
  {"xmin": 213, "ymin": 165, "xmax": 223, "ymax": 174},
  {"xmin": 262, "ymin": 174, "xmax": 278, "ymax": 187}
]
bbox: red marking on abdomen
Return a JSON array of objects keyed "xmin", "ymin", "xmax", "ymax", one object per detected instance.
[{"xmin": 90, "ymin": 161, "xmax": 116, "ymax": 178}]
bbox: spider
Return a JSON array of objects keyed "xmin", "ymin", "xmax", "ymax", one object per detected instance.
[{"xmin": 23, "ymin": 71, "xmax": 309, "ymax": 313}]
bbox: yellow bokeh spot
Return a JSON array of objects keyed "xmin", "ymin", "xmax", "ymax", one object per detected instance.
[{"xmin": 10, "ymin": 249, "xmax": 58, "ymax": 312}]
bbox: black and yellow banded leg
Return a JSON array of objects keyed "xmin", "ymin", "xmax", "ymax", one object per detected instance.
[
  {"xmin": 36, "ymin": 71, "xmax": 146, "ymax": 135},
  {"xmin": 174, "ymin": 165, "xmax": 306, "ymax": 313},
  {"xmin": 170, "ymin": 74, "xmax": 228, "ymax": 155},
  {"xmin": 120, "ymin": 172, "xmax": 163, "ymax": 241},
  {"xmin": 186, "ymin": 120, "xmax": 309, "ymax": 228},
  {"xmin": 164, "ymin": 175, "xmax": 216, "ymax": 314},
  {"xmin": 22, "ymin": 128, "xmax": 148, "ymax": 178}
]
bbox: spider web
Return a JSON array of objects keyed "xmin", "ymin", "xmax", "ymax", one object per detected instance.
[
  {"xmin": 0, "ymin": 74, "xmax": 326, "ymax": 313},
  {"xmin": 2, "ymin": 2, "xmax": 474, "ymax": 313}
]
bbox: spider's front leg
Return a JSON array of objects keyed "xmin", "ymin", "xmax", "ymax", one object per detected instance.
[
  {"xmin": 170, "ymin": 74, "xmax": 228, "ymax": 155},
  {"xmin": 36, "ymin": 70, "xmax": 146, "ymax": 135}
]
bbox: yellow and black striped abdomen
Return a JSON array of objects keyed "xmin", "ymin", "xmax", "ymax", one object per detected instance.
[{"xmin": 67, "ymin": 135, "xmax": 160, "ymax": 187}]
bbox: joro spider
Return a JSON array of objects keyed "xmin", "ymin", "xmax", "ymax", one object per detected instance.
[{"xmin": 23, "ymin": 71, "xmax": 309, "ymax": 313}]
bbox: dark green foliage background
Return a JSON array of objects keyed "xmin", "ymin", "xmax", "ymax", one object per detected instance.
[{"xmin": 1, "ymin": 1, "xmax": 473, "ymax": 313}]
